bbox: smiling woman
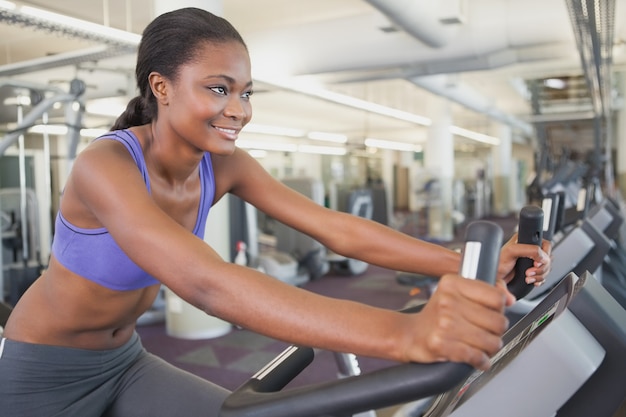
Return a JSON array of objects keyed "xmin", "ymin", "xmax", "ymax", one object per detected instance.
[{"xmin": 0, "ymin": 7, "xmax": 551, "ymax": 417}]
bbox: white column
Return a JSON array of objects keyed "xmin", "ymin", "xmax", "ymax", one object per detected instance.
[
  {"xmin": 492, "ymin": 123, "xmax": 512, "ymax": 216},
  {"xmin": 155, "ymin": 0, "xmax": 233, "ymax": 339},
  {"xmin": 424, "ymin": 95, "xmax": 454, "ymax": 241}
]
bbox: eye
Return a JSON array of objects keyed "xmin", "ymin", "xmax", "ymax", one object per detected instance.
[
  {"xmin": 241, "ymin": 89, "xmax": 253, "ymax": 100},
  {"xmin": 209, "ymin": 86, "xmax": 227, "ymax": 95}
]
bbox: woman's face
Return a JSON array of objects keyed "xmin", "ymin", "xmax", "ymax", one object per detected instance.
[{"xmin": 162, "ymin": 40, "xmax": 253, "ymax": 155}]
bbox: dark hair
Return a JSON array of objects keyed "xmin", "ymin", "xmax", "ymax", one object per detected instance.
[{"xmin": 112, "ymin": 7, "xmax": 247, "ymax": 130}]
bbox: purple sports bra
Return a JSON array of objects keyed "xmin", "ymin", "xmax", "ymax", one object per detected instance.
[{"xmin": 51, "ymin": 129, "xmax": 215, "ymax": 291}]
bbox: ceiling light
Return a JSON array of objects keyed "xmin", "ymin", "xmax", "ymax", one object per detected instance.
[
  {"xmin": 246, "ymin": 149, "xmax": 267, "ymax": 158},
  {"xmin": 298, "ymin": 144, "xmax": 346, "ymax": 155},
  {"xmin": 0, "ymin": 1, "xmax": 16, "ymax": 10},
  {"xmin": 307, "ymin": 131, "xmax": 348, "ymax": 143},
  {"xmin": 543, "ymin": 78, "xmax": 567, "ymax": 89},
  {"xmin": 81, "ymin": 128, "xmax": 108, "ymax": 137},
  {"xmin": 3, "ymin": 96, "xmax": 31, "ymax": 106},
  {"xmin": 21, "ymin": 124, "xmax": 108, "ymax": 138},
  {"xmin": 86, "ymin": 98, "xmax": 127, "ymax": 117},
  {"xmin": 237, "ymin": 139, "xmax": 298, "ymax": 152},
  {"xmin": 29, "ymin": 124, "xmax": 67, "ymax": 135},
  {"xmin": 256, "ymin": 76, "xmax": 432, "ymax": 127},
  {"xmin": 364, "ymin": 138, "xmax": 422, "ymax": 152},
  {"xmin": 449, "ymin": 126, "xmax": 500, "ymax": 145},
  {"xmin": 243, "ymin": 123, "xmax": 305, "ymax": 138}
]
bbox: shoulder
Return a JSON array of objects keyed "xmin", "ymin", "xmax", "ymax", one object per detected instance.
[{"xmin": 210, "ymin": 147, "xmax": 278, "ymax": 200}]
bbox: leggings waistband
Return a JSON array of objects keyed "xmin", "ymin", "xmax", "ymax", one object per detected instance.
[{"xmin": 0, "ymin": 332, "xmax": 141, "ymax": 365}]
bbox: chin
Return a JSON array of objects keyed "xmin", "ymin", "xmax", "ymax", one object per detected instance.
[{"xmin": 212, "ymin": 143, "xmax": 238, "ymax": 156}]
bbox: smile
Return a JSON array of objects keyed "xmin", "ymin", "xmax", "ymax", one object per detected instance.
[{"xmin": 214, "ymin": 126, "xmax": 238, "ymax": 135}]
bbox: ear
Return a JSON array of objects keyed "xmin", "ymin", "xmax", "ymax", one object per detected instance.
[{"xmin": 148, "ymin": 72, "xmax": 169, "ymax": 105}]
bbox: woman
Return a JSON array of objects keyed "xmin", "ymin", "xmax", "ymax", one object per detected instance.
[{"xmin": 0, "ymin": 8, "xmax": 550, "ymax": 417}]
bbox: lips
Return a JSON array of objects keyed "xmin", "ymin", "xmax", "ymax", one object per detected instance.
[{"xmin": 213, "ymin": 125, "xmax": 240, "ymax": 140}]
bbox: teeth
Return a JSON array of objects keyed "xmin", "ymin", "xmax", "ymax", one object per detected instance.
[{"xmin": 215, "ymin": 126, "xmax": 236, "ymax": 134}]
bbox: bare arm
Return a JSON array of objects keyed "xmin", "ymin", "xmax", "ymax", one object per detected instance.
[
  {"xmin": 67, "ymin": 142, "xmax": 507, "ymax": 369},
  {"xmin": 214, "ymin": 149, "xmax": 551, "ymax": 284}
]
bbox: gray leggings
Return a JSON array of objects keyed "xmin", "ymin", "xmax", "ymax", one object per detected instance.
[{"xmin": 0, "ymin": 333, "xmax": 230, "ymax": 417}]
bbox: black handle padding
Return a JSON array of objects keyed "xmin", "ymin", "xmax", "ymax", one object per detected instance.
[
  {"xmin": 508, "ymin": 205, "xmax": 544, "ymax": 299},
  {"xmin": 460, "ymin": 220, "xmax": 503, "ymax": 285},
  {"xmin": 541, "ymin": 193, "xmax": 559, "ymax": 241},
  {"xmin": 219, "ymin": 221, "xmax": 503, "ymax": 417}
]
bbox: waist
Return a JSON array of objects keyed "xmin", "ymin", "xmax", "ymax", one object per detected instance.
[
  {"xmin": 0, "ymin": 331, "xmax": 142, "ymax": 363},
  {"xmin": 4, "ymin": 266, "xmax": 159, "ymax": 350}
]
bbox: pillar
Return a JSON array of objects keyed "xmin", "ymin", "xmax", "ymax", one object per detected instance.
[
  {"xmin": 152, "ymin": 0, "xmax": 233, "ymax": 339},
  {"xmin": 424, "ymin": 96, "xmax": 454, "ymax": 241},
  {"xmin": 492, "ymin": 123, "xmax": 513, "ymax": 216}
]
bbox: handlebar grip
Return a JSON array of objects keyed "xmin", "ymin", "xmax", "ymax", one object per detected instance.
[
  {"xmin": 541, "ymin": 193, "xmax": 559, "ymax": 241},
  {"xmin": 460, "ymin": 220, "xmax": 503, "ymax": 284},
  {"xmin": 508, "ymin": 206, "xmax": 544, "ymax": 299}
]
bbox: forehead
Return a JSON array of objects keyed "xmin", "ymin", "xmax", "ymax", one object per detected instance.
[{"xmin": 182, "ymin": 40, "xmax": 251, "ymax": 82}]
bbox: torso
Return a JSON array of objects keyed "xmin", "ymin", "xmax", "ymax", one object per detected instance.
[
  {"xmin": 4, "ymin": 126, "xmax": 214, "ymax": 350},
  {"xmin": 4, "ymin": 257, "xmax": 159, "ymax": 349}
]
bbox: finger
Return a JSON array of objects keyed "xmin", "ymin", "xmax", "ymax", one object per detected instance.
[
  {"xmin": 440, "ymin": 276, "xmax": 507, "ymax": 312},
  {"xmin": 514, "ymin": 243, "xmax": 551, "ymax": 265},
  {"xmin": 426, "ymin": 309, "xmax": 504, "ymax": 370},
  {"xmin": 496, "ymin": 278, "xmax": 516, "ymax": 306},
  {"xmin": 435, "ymin": 339, "xmax": 494, "ymax": 371}
]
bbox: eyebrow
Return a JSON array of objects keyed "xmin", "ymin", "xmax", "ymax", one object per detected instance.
[{"xmin": 204, "ymin": 74, "xmax": 253, "ymax": 89}]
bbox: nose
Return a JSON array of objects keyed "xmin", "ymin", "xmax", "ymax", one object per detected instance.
[{"xmin": 224, "ymin": 96, "xmax": 249, "ymax": 120}]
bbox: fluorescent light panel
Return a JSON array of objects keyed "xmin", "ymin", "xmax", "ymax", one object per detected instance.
[
  {"xmin": 26, "ymin": 124, "xmax": 107, "ymax": 137},
  {"xmin": 307, "ymin": 131, "xmax": 347, "ymax": 143},
  {"xmin": 364, "ymin": 138, "xmax": 422, "ymax": 152},
  {"xmin": 0, "ymin": 1, "xmax": 16, "ymax": 10},
  {"xmin": 449, "ymin": 126, "xmax": 500, "ymax": 145},
  {"xmin": 243, "ymin": 123, "xmax": 305, "ymax": 137}
]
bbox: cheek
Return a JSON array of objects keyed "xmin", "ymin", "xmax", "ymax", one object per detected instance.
[
  {"xmin": 244, "ymin": 103, "xmax": 253, "ymax": 122},
  {"xmin": 176, "ymin": 96, "xmax": 221, "ymax": 122}
]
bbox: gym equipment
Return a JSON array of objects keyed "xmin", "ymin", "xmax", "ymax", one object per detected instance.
[
  {"xmin": 0, "ymin": 188, "xmax": 43, "ymax": 305},
  {"xmin": 217, "ymin": 220, "xmax": 505, "ymax": 417},
  {"xmin": 0, "ymin": 79, "xmax": 86, "ymax": 304},
  {"xmin": 231, "ymin": 193, "xmax": 308, "ymax": 287},
  {"xmin": 507, "ymin": 209, "xmax": 612, "ymax": 317},
  {"xmin": 0, "ymin": 300, "xmax": 11, "ymax": 337},
  {"xmin": 507, "ymin": 205, "xmax": 544, "ymax": 299},
  {"xmin": 272, "ymin": 178, "xmax": 374, "ymax": 279},
  {"xmin": 399, "ymin": 257, "xmax": 626, "ymax": 415},
  {"xmin": 419, "ymin": 271, "xmax": 598, "ymax": 417}
]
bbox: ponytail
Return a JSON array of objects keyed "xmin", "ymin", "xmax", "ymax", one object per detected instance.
[{"xmin": 111, "ymin": 96, "xmax": 151, "ymax": 131}]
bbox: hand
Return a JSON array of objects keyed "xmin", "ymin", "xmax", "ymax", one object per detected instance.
[
  {"xmin": 498, "ymin": 233, "xmax": 552, "ymax": 287},
  {"xmin": 402, "ymin": 275, "xmax": 509, "ymax": 370}
]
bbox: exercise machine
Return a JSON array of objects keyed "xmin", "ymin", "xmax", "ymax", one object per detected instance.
[
  {"xmin": 218, "ymin": 220, "xmax": 504, "ymax": 417},
  {"xmin": 214, "ymin": 213, "xmax": 626, "ymax": 417},
  {"xmin": 270, "ymin": 178, "xmax": 375, "ymax": 279}
]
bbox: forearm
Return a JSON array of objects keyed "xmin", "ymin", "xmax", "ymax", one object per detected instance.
[
  {"xmin": 321, "ymin": 213, "xmax": 461, "ymax": 277},
  {"xmin": 202, "ymin": 263, "xmax": 410, "ymax": 361}
]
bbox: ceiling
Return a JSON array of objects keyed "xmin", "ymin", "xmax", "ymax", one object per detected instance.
[{"xmin": 1, "ymin": 0, "xmax": 625, "ymax": 160}]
